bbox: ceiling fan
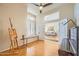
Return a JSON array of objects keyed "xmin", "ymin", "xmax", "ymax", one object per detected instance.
[{"xmin": 33, "ymin": 3, "xmax": 52, "ymax": 13}]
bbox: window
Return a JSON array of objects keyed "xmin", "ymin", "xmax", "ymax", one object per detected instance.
[
  {"xmin": 27, "ymin": 13, "xmax": 36, "ymax": 36},
  {"xmin": 44, "ymin": 11, "xmax": 59, "ymax": 21}
]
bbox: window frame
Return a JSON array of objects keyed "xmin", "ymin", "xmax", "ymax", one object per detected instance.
[{"xmin": 27, "ymin": 12, "xmax": 36, "ymax": 36}]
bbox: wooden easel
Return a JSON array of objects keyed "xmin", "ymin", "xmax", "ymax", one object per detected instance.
[{"xmin": 8, "ymin": 18, "xmax": 18, "ymax": 51}]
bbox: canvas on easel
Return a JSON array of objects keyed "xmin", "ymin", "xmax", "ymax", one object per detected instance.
[{"xmin": 8, "ymin": 17, "xmax": 18, "ymax": 51}]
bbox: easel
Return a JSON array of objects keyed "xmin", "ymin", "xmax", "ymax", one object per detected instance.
[{"xmin": 8, "ymin": 18, "xmax": 18, "ymax": 52}]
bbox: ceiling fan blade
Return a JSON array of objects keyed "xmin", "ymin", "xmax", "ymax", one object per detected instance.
[
  {"xmin": 43, "ymin": 3, "xmax": 52, "ymax": 7},
  {"xmin": 32, "ymin": 3, "xmax": 39, "ymax": 7}
]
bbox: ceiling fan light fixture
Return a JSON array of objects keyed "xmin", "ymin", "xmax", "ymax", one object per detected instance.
[
  {"xmin": 33, "ymin": 3, "xmax": 52, "ymax": 13},
  {"xmin": 39, "ymin": 6, "xmax": 43, "ymax": 10},
  {"xmin": 39, "ymin": 6, "xmax": 43, "ymax": 13}
]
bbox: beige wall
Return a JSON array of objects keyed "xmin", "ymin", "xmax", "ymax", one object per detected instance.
[
  {"xmin": 60, "ymin": 4, "xmax": 74, "ymax": 20},
  {"xmin": 0, "ymin": 10, "xmax": 2, "ymax": 46},
  {"xmin": 0, "ymin": 4, "xmax": 27, "ymax": 52}
]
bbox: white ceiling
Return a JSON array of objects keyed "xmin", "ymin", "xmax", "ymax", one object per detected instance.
[{"xmin": 28, "ymin": 3, "xmax": 72, "ymax": 15}]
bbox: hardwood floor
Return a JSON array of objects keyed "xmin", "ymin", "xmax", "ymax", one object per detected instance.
[{"xmin": 0, "ymin": 40, "xmax": 59, "ymax": 56}]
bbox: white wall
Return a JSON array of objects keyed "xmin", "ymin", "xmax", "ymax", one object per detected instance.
[
  {"xmin": 28, "ymin": 3, "xmax": 74, "ymax": 40},
  {"xmin": 36, "ymin": 14, "xmax": 45, "ymax": 39},
  {"xmin": 32, "ymin": 3, "xmax": 74, "ymax": 42},
  {"xmin": 74, "ymin": 3, "xmax": 79, "ymax": 26},
  {"xmin": 43, "ymin": 3, "xmax": 74, "ymax": 20},
  {"xmin": 27, "ymin": 4, "xmax": 39, "ymax": 15},
  {"xmin": 37, "ymin": 4, "xmax": 74, "ymax": 40},
  {"xmin": 0, "ymin": 4, "xmax": 27, "ymax": 52}
]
